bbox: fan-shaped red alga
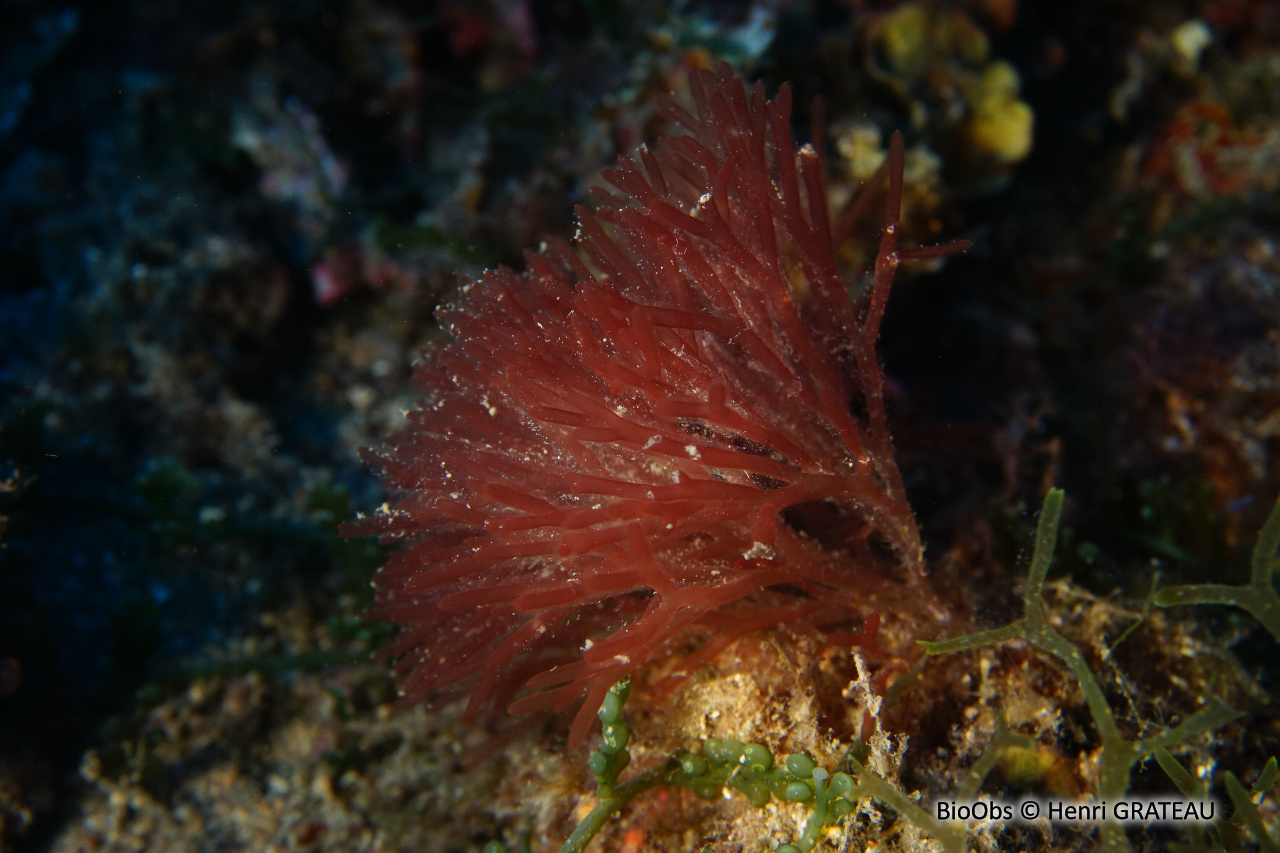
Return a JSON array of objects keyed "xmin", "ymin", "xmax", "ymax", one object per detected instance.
[{"xmin": 348, "ymin": 66, "xmax": 968, "ymax": 746}]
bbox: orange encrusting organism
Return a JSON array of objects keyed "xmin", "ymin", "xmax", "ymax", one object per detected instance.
[{"xmin": 346, "ymin": 65, "xmax": 969, "ymax": 746}]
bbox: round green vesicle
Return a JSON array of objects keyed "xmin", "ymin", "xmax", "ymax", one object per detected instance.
[
  {"xmin": 783, "ymin": 781, "xmax": 814, "ymax": 802},
  {"xmin": 702, "ymin": 738, "xmax": 725, "ymax": 766},
  {"xmin": 602, "ymin": 722, "xmax": 630, "ymax": 752},
  {"xmin": 681, "ymin": 753, "xmax": 709, "ymax": 776},
  {"xmin": 705, "ymin": 737, "xmax": 745, "ymax": 765},
  {"xmin": 691, "ymin": 781, "xmax": 721, "ymax": 800},
  {"xmin": 829, "ymin": 771, "xmax": 855, "ymax": 799},
  {"xmin": 598, "ymin": 691, "xmax": 623, "ymax": 724},
  {"xmin": 733, "ymin": 775, "xmax": 772, "ymax": 808},
  {"xmin": 740, "ymin": 742, "xmax": 773, "ymax": 772},
  {"xmin": 784, "ymin": 753, "xmax": 817, "ymax": 779}
]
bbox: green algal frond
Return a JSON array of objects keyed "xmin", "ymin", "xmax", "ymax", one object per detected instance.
[
  {"xmin": 1156, "ymin": 750, "xmax": 1279, "ymax": 853},
  {"xmin": 955, "ymin": 711, "xmax": 1037, "ymax": 804},
  {"xmin": 842, "ymin": 753, "xmax": 965, "ymax": 853},
  {"xmin": 553, "ymin": 676, "xmax": 965, "ymax": 853},
  {"xmin": 559, "ymin": 678, "xmax": 658, "ymax": 853},
  {"xmin": 1223, "ymin": 757, "xmax": 1279, "ymax": 853},
  {"xmin": 1151, "ymin": 493, "xmax": 1280, "ymax": 642},
  {"xmin": 1154, "ymin": 748, "xmax": 1223, "ymax": 853},
  {"xmin": 922, "ymin": 489, "xmax": 1241, "ymax": 853}
]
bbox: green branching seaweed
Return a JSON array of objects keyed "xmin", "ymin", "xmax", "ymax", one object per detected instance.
[
  {"xmin": 557, "ymin": 678, "xmax": 663, "ymax": 853},
  {"xmin": 839, "ymin": 754, "xmax": 965, "ymax": 853},
  {"xmin": 1156, "ymin": 749, "xmax": 1279, "ymax": 853},
  {"xmin": 921, "ymin": 489, "xmax": 1242, "ymax": 852},
  {"xmin": 491, "ymin": 488, "xmax": 1268, "ymax": 852},
  {"xmin": 1154, "ymin": 747, "xmax": 1222, "ymax": 853},
  {"xmin": 1224, "ymin": 757, "xmax": 1279, "ymax": 853},
  {"xmin": 1151, "ymin": 493, "xmax": 1280, "ymax": 643},
  {"xmin": 551, "ymin": 676, "xmax": 964, "ymax": 853},
  {"xmin": 955, "ymin": 711, "xmax": 1037, "ymax": 804}
]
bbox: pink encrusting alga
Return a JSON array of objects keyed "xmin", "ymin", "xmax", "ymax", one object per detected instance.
[{"xmin": 349, "ymin": 66, "xmax": 967, "ymax": 745}]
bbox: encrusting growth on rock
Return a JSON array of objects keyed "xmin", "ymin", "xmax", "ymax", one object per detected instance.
[{"xmin": 347, "ymin": 65, "xmax": 969, "ymax": 745}]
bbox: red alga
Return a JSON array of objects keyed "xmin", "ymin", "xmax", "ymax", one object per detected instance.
[{"xmin": 349, "ymin": 66, "xmax": 966, "ymax": 745}]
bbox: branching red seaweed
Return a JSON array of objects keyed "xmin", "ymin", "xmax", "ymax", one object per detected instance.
[{"xmin": 347, "ymin": 65, "xmax": 968, "ymax": 745}]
